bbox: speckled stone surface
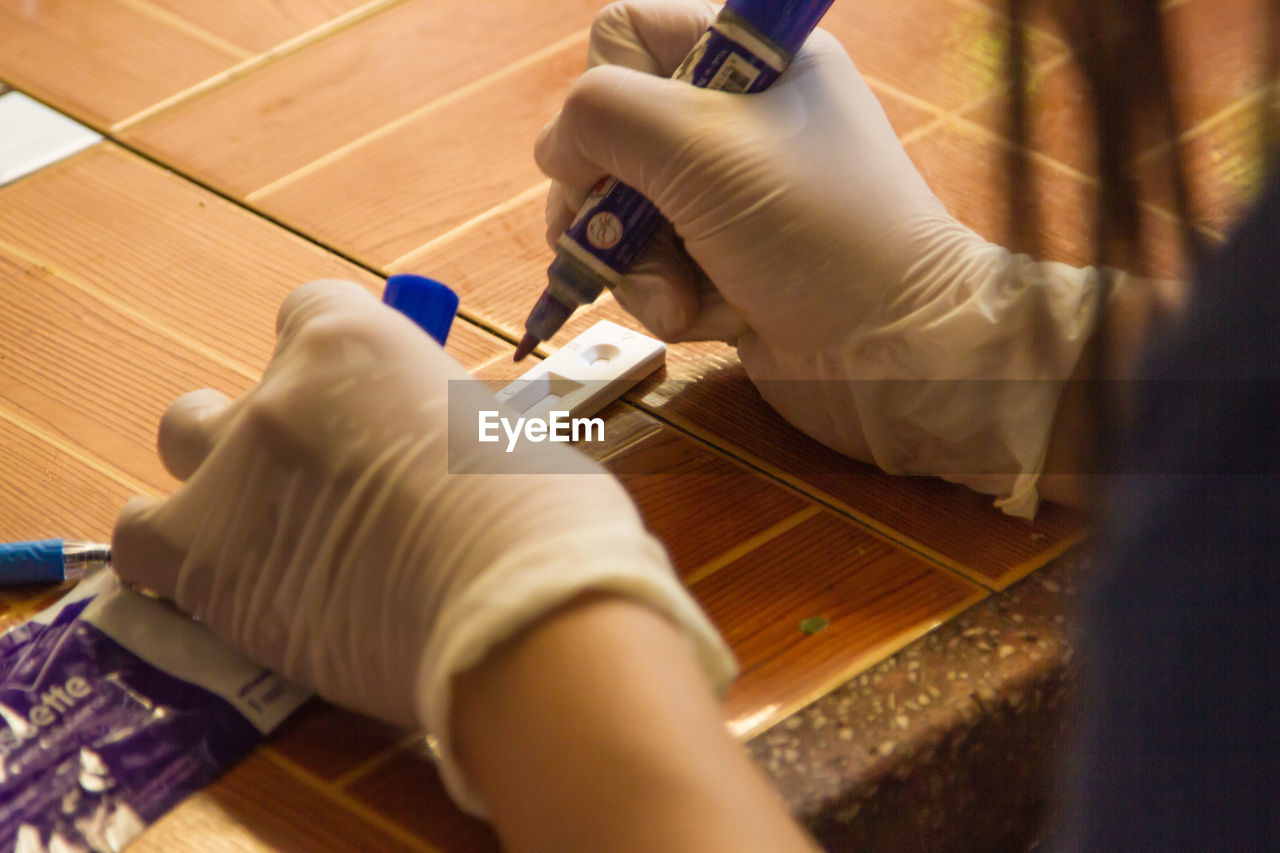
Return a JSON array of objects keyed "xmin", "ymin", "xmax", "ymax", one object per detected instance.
[{"xmin": 747, "ymin": 553, "xmax": 1086, "ymax": 852}]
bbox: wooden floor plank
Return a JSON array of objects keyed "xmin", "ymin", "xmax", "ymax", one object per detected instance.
[
  {"xmin": 0, "ymin": 144, "xmax": 518, "ymax": 498},
  {"xmin": 0, "ymin": 413, "xmax": 141, "ymax": 634},
  {"xmin": 266, "ymin": 701, "xmax": 409, "ymax": 785},
  {"xmin": 691, "ymin": 511, "xmax": 987, "ymax": 739},
  {"xmin": 605, "ymin": 424, "xmax": 812, "ymax": 577},
  {"xmin": 905, "ymin": 122, "xmax": 1186, "ymax": 279},
  {"xmin": 0, "ymin": 143, "xmax": 512, "ymax": 374},
  {"xmin": 393, "ymin": 192, "xmax": 690, "ymax": 367},
  {"xmin": 132, "ymin": 752, "xmax": 428, "ymax": 853},
  {"xmin": 1140, "ymin": 94, "xmax": 1264, "ymax": 236},
  {"xmin": 0, "ymin": 145, "xmax": 381, "ymax": 375},
  {"xmin": 1165, "ymin": 0, "xmax": 1269, "ymax": 129},
  {"xmin": 638, "ymin": 363, "xmax": 1088, "ymax": 588},
  {"xmin": 0, "ymin": 253, "xmax": 242, "ymax": 492},
  {"xmin": 122, "ymin": 0, "xmax": 602, "ymax": 197},
  {"xmin": 141, "ymin": 0, "xmax": 382, "ymax": 54},
  {"xmin": 343, "ymin": 743, "xmax": 501, "ymax": 853},
  {"xmin": 0, "ymin": 413, "xmax": 135, "ymax": 545},
  {"xmin": 253, "ymin": 34, "xmax": 586, "ymax": 270},
  {"xmin": 821, "ymin": 0, "xmax": 1064, "ymax": 113},
  {"xmin": 0, "ymin": 0, "xmax": 241, "ymax": 128}
]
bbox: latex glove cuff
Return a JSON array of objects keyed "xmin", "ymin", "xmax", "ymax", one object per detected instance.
[{"xmin": 744, "ymin": 234, "xmax": 1103, "ymax": 519}]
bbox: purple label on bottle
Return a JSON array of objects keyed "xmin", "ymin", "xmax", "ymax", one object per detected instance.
[
  {"xmin": 556, "ymin": 20, "xmax": 787, "ymax": 290},
  {"xmin": 0, "ymin": 573, "xmax": 308, "ymax": 851},
  {"xmin": 556, "ymin": 177, "xmax": 665, "ymax": 289},
  {"xmin": 673, "ymin": 26, "xmax": 783, "ymax": 93}
]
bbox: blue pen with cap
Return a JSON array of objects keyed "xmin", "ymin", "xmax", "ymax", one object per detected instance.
[
  {"xmin": 0, "ymin": 539, "xmax": 112, "ymax": 585},
  {"xmin": 513, "ymin": 0, "xmax": 837, "ymax": 360},
  {"xmin": 0, "ymin": 274, "xmax": 460, "ymax": 589}
]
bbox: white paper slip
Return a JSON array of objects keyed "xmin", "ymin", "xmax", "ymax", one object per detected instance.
[
  {"xmin": 496, "ymin": 320, "xmax": 666, "ymax": 420},
  {"xmin": 0, "ymin": 91, "xmax": 102, "ymax": 186}
]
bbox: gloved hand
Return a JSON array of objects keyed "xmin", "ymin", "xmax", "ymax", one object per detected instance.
[
  {"xmin": 111, "ymin": 279, "xmax": 735, "ymax": 815},
  {"xmin": 536, "ymin": 0, "xmax": 1105, "ymax": 517}
]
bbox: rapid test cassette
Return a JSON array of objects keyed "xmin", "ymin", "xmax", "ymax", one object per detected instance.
[{"xmin": 496, "ymin": 320, "xmax": 666, "ymax": 421}]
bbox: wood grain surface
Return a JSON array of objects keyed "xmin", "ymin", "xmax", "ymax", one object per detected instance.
[
  {"xmin": 0, "ymin": 0, "xmax": 1262, "ymax": 847},
  {"xmin": 121, "ymin": 0, "xmax": 602, "ymax": 196},
  {"xmin": 694, "ymin": 511, "xmax": 985, "ymax": 738},
  {"xmin": 252, "ymin": 34, "xmax": 587, "ymax": 269},
  {"xmin": 0, "ymin": 0, "xmax": 242, "ymax": 128},
  {"xmin": 0, "ymin": 145, "xmax": 381, "ymax": 374},
  {"xmin": 141, "ymin": 0, "xmax": 386, "ymax": 54}
]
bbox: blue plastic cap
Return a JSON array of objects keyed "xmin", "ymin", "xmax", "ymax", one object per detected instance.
[
  {"xmin": 0, "ymin": 538, "xmax": 65, "ymax": 585},
  {"xmin": 725, "ymin": 0, "xmax": 836, "ymax": 56},
  {"xmin": 383, "ymin": 274, "xmax": 459, "ymax": 346}
]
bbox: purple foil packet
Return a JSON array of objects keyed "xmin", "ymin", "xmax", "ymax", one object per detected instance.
[{"xmin": 1, "ymin": 570, "xmax": 309, "ymax": 851}]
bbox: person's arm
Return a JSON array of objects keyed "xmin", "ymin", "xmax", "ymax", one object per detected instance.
[
  {"xmin": 1038, "ymin": 273, "xmax": 1188, "ymax": 507},
  {"xmin": 112, "ymin": 279, "xmax": 758, "ymax": 843},
  {"xmin": 453, "ymin": 593, "xmax": 816, "ymax": 852},
  {"xmin": 534, "ymin": 0, "xmax": 1190, "ymax": 519}
]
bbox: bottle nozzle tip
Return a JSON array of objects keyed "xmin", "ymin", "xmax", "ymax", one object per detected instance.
[{"xmin": 513, "ymin": 333, "xmax": 539, "ymax": 362}]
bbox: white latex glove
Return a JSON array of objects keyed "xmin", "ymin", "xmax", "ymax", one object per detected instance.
[
  {"xmin": 536, "ymin": 0, "xmax": 1105, "ymax": 517},
  {"xmin": 111, "ymin": 279, "xmax": 735, "ymax": 815}
]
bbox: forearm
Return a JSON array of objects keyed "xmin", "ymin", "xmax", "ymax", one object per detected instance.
[
  {"xmin": 1038, "ymin": 271, "xmax": 1188, "ymax": 508},
  {"xmin": 450, "ymin": 593, "xmax": 816, "ymax": 853}
]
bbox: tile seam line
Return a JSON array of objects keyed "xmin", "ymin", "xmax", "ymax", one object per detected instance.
[
  {"xmin": 937, "ymin": 68, "xmax": 1269, "ymax": 195},
  {"xmin": 91, "ymin": 23, "xmax": 1213, "ymax": 277},
  {"xmin": 330, "ymin": 732, "xmax": 423, "ymax": 790},
  {"xmin": 859, "ymin": 75, "xmax": 952, "ymax": 123},
  {"xmin": 942, "ymin": 0, "xmax": 1071, "ymax": 53},
  {"xmin": 247, "ymin": 28, "xmax": 591, "ymax": 202},
  {"xmin": 1132, "ymin": 86, "xmax": 1268, "ymax": 167},
  {"xmin": 682, "ymin": 505, "xmax": 824, "ymax": 587},
  {"xmin": 108, "ymin": 0, "xmax": 252, "ymax": 60},
  {"xmin": 637, "ymin": 403, "xmax": 1006, "ymax": 589},
  {"xmin": 994, "ymin": 525, "xmax": 1091, "ymax": 589},
  {"xmin": 0, "ymin": 403, "xmax": 157, "ymax": 497},
  {"xmin": 616, "ymin": 398, "xmax": 1006, "ymax": 594},
  {"xmin": 109, "ymin": 0, "xmax": 413, "ymax": 134},
  {"xmin": 939, "ymin": 49, "xmax": 1075, "ymax": 126},
  {"xmin": 853, "ymin": 18, "xmax": 1074, "ymax": 122},
  {"xmin": 255, "ymin": 747, "xmax": 446, "ymax": 853},
  {"xmin": 386, "ymin": 181, "xmax": 552, "ymax": 272},
  {"xmin": 936, "ymin": 90, "xmax": 1246, "ymax": 241},
  {"xmin": 931, "ymin": 105, "xmax": 1214, "ymax": 235},
  {"xmin": 88, "ymin": 139, "xmax": 523, "ymax": 351},
  {"xmin": 728, "ymin": 586, "xmax": 990, "ymax": 741},
  {"xmin": 0, "ymin": 235, "xmax": 262, "ymax": 382}
]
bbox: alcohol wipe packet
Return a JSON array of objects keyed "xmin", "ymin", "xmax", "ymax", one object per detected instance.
[{"xmin": 1, "ymin": 570, "xmax": 309, "ymax": 851}]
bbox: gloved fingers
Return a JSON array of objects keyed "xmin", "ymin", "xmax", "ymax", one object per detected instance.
[
  {"xmin": 273, "ymin": 278, "xmax": 380, "ymax": 355},
  {"xmin": 157, "ymin": 387, "xmax": 237, "ymax": 481},
  {"xmin": 545, "ymin": 189, "xmax": 714, "ymax": 342},
  {"xmin": 671, "ymin": 282, "xmax": 751, "ymax": 343},
  {"xmin": 586, "ymin": 0, "xmax": 719, "ymax": 74},
  {"xmin": 609, "ymin": 225, "xmax": 702, "ymax": 340},
  {"xmin": 111, "ymin": 495, "xmax": 187, "ymax": 600},
  {"xmin": 601, "ymin": 226, "xmax": 751, "ymax": 344},
  {"xmin": 533, "ymin": 63, "xmax": 716, "ymax": 201},
  {"xmin": 115, "ymin": 418, "xmax": 293, "ymax": 613},
  {"xmin": 543, "ymin": 179, "xmax": 589, "ymax": 249}
]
